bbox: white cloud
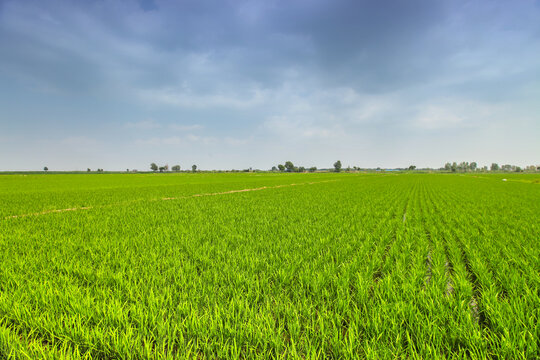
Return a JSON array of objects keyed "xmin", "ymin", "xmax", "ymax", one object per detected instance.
[
  {"xmin": 169, "ymin": 124, "xmax": 204, "ymax": 131},
  {"xmin": 414, "ymin": 106, "xmax": 465, "ymax": 130},
  {"xmin": 263, "ymin": 115, "xmax": 345, "ymax": 140},
  {"xmin": 135, "ymin": 134, "xmax": 217, "ymax": 146},
  {"xmin": 125, "ymin": 119, "xmax": 162, "ymax": 130},
  {"xmin": 61, "ymin": 136, "xmax": 98, "ymax": 146},
  {"xmin": 412, "ymin": 99, "xmax": 499, "ymax": 130},
  {"xmin": 137, "ymin": 87, "xmax": 267, "ymax": 109},
  {"xmin": 223, "ymin": 136, "xmax": 252, "ymax": 146},
  {"xmin": 135, "ymin": 136, "xmax": 180, "ymax": 146}
]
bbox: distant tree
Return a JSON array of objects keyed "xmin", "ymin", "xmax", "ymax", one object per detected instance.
[
  {"xmin": 346, "ymin": 166, "xmax": 351, "ymax": 172},
  {"xmin": 470, "ymin": 162, "xmax": 477, "ymax": 171},
  {"xmin": 285, "ymin": 161, "xmax": 294, "ymax": 172},
  {"xmin": 491, "ymin": 163, "xmax": 499, "ymax": 171},
  {"xmin": 278, "ymin": 164, "xmax": 285, "ymax": 172},
  {"xmin": 451, "ymin": 162, "xmax": 457, "ymax": 172},
  {"xmin": 172, "ymin": 165, "xmax": 181, "ymax": 171},
  {"xmin": 87, "ymin": 168, "xmax": 91, "ymax": 172},
  {"xmin": 298, "ymin": 166, "xmax": 306, "ymax": 172},
  {"xmin": 309, "ymin": 166, "xmax": 317, "ymax": 172},
  {"xmin": 408, "ymin": 165, "xmax": 416, "ymax": 170},
  {"xmin": 150, "ymin": 163, "xmax": 158, "ymax": 172},
  {"xmin": 457, "ymin": 162, "xmax": 470, "ymax": 172},
  {"xmin": 192, "ymin": 164, "xmax": 197, "ymax": 172},
  {"xmin": 515, "ymin": 166, "xmax": 522, "ymax": 172},
  {"xmin": 126, "ymin": 169, "xmax": 129, "ymax": 172},
  {"xmin": 43, "ymin": 166, "xmax": 48, "ymax": 171},
  {"xmin": 164, "ymin": 165, "xmax": 169, "ymax": 171},
  {"xmin": 158, "ymin": 166, "xmax": 165, "ymax": 172},
  {"xmin": 333, "ymin": 160, "xmax": 342, "ymax": 172},
  {"xmin": 501, "ymin": 164, "xmax": 512, "ymax": 172},
  {"xmin": 444, "ymin": 162, "xmax": 451, "ymax": 171}
]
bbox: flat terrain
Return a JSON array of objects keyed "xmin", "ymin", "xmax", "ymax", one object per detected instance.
[{"xmin": 0, "ymin": 172, "xmax": 538, "ymax": 359}]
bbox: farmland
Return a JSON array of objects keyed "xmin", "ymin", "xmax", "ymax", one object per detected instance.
[{"xmin": 0, "ymin": 172, "xmax": 538, "ymax": 359}]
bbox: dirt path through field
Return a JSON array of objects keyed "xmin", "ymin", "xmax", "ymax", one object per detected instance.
[{"xmin": 4, "ymin": 180, "xmax": 337, "ymax": 220}]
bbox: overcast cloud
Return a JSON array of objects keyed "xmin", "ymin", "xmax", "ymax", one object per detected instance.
[{"xmin": 1, "ymin": 0, "xmax": 539, "ymax": 170}]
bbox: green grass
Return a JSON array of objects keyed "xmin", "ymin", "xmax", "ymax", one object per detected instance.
[{"xmin": 0, "ymin": 173, "xmax": 538, "ymax": 359}]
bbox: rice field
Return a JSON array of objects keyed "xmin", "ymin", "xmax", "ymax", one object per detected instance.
[{"xmin": 0, "ymin": 172, "xmax": 538, "ymax": 359}]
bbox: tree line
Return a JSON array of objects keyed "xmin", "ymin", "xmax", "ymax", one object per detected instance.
[
  {"xmin": 39, "ymin": 161, "xmax": 537, "ymax": 173},
  {"xmin": 145, "ymin": 160, "xmax": 346, "ymax": 173},
  {"xmin": 443, "ymin": 162, "xmax": 538, "ymax": 172},
  {"xmin": 271, "ymin": 160, "xmax": 344, "ymax": 173},
  {"xmin": 150, "ymin": 163, "xmax": 197, "ymax": 172}
]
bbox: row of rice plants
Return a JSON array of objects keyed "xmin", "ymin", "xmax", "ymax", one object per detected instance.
[{"xmin": 423, "ymin": 175, "xmax": 538, "ymax": 358}]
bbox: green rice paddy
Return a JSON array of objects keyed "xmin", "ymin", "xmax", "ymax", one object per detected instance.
[{"xmin": 0, "ymin": 172, "xmax": 538, "ymax": 359}]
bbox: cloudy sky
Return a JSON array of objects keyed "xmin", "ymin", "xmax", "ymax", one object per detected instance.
[{"xmin": 1, "ymin": 0, "xmax": 539, "ymax": 171}]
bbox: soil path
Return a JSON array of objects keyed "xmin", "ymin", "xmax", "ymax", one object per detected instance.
[{"xmin": 4, "ymin": 180, "xmax": 337, "ymax": 220}]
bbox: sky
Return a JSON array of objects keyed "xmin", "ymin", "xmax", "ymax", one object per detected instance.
[{"xmin": 1, "ymin": 0, "xmax": 539, "ymax": 171}]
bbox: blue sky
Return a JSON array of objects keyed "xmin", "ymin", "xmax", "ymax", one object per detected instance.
[{"xmin": 1, "ymin": 0, "xmax": 539, "ymax": 171}]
